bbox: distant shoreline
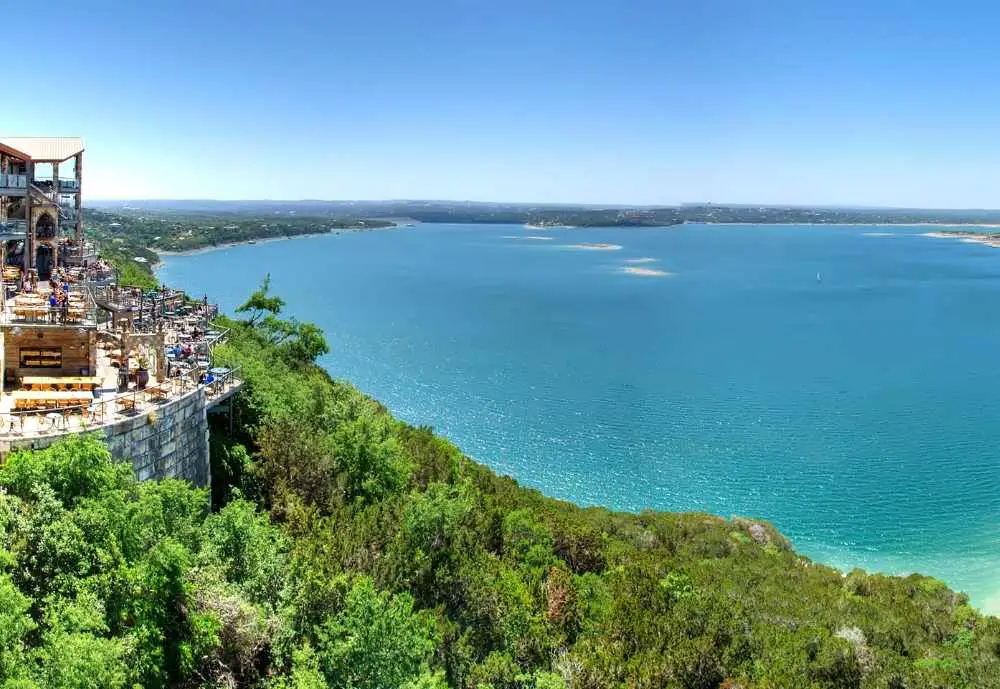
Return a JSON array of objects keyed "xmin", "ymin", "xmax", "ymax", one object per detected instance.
[
  {"xmin": 149, "ymin": 219, "xmax": 1000, "ymax": 272},
  {"xmin": 692, "ymin": 221, "xmax": 1000, "ymax": 228},
  {"xmin": 922, "ymin": 231, "xmax": 1000, "ymax": 248},
  {"xmin": 152, "ymin": 224, "xmax": 403, "ymax": 268}
]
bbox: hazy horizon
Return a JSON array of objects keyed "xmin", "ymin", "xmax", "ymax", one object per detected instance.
[{"xmin": 86, "ymin": 198, "xmax": 1000, "ymax": 213}]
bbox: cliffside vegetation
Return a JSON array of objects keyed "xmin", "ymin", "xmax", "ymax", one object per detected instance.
[{"xmin": 1, "ymin": 281, "xmax": 998, "ymax": 688}]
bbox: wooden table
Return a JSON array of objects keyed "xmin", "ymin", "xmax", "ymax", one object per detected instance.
[
  {"xmin": 21, "ymin": 376, "xmax": 101, "ymax": 392},
  {"xmin": 144, "ymin": 382, "xmax": 174, "ymax": 403},
  {"xmin": 10, "ymin": 390, "xmax": 94, "ymax": 411}
]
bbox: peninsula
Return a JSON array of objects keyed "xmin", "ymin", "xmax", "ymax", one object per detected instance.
[{"xmin": 923, "ymin": 229, "xmax": 1000, "ymax": 248}]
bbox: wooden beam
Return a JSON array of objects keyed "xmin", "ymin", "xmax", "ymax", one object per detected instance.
[{"xmin": 0, "ymin": 143, "xmax": 30, "ymax": 161}]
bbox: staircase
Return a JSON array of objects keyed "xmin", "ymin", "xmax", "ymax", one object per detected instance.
[
  {"xmin": 29, "ymin": 183, "xmax": 58, "ymax": 205},
  {"xmin": 29, "ymin": 184, "xmax": 74, "ymax": 222}
]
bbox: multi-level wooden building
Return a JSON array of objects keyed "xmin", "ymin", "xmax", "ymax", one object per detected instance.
[
  {"xmin": 0, "ymin": 137, "xmax": 87, "ymax": 278},
  {"xmin": 0, "ymin": 138, "xmax": 240, "ymax": 489}
]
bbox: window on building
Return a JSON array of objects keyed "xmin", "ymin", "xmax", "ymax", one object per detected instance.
[{"xmin": 20, "ymin": 347, "xmax": 62, "ymax": 369}]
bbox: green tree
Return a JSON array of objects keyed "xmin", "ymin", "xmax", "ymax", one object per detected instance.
[
  {"xmin": 0, "ymin": 435, "xmax": 133, "ymax": 507},
  {"xmin": 115, "ymin": 261, "xmax": 158, "ymax": 291},
  {"xmin": 128, "ymin": 538, "xmax": 219, "ymax": 688},
  {"xmin": 0, "ymin": 572, "xmax": 34, "ymax": 684},
  {"xmin": 332, "ymin": 413, "xmax": 412, "ymax": 504},
  {"xmin": 270, "ymin": 643, "xmax": 328, "ymax": 689},
  {"xmin": 314, "ymin": 577, "xmax": 436, "ymax": 689},
  {"xmin": 236, "ymin": 274, "xmax": 286, "ymax": 326},
  {"xmin": 33, "ymin": 591, "xmax": 131, "ymax": 689},
  {"xmin": 201, "ymin": 498, "xmax": 289, "ymax": 606}
]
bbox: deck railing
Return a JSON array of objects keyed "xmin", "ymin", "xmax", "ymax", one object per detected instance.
[
  {"xmin": 0, "ymin": 174, "xmax": 27, "ymax": 189},
  {"xmin": 3, "ymin": 303, "xmax": 98, "ymax": 326},
  {"xmin": 0, "ymin": 220, "xmax": 27, "ymax": 236}
]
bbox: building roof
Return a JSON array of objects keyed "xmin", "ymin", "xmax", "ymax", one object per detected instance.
[
  {"xmin": 0, "ymin": 141, "xmax": 30, "ymax": 160},
  {"xmin": 0, "ymin": 137, "xmax": 84, "ymax": 162}
]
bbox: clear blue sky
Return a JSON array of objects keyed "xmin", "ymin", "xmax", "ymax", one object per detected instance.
[{"xmin": 9, "ymin": 1, "xmax": 1000, "ymax": 206}]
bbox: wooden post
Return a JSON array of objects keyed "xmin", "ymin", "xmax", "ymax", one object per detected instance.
[
  {"xmin": 88, "ymin": 330, "xmax": 97, "ymax": 376},
  {"xmin": 25, "ymin": 161, "xmax": 33, "ymax": 271},
  {"xmin": 75, "ymin": 153, "xmax": 83, "ymax": 257},
  {"xmin": 119, "ymin": 326, "xmax": 129, "ymax": 393},
  {"xmin": 52, "ymin": 162, "xmax": 59, "ymax": 268},
  {"xmin": 155, "ymin": 330, "xmax": 166, "ymax": 382}
]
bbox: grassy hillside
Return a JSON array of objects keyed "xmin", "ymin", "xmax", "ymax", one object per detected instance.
[{"xmin": 0, "ymin": 283, "xmax": 997, "ymax": 688}]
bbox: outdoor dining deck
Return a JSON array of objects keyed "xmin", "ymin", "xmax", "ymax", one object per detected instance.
[
  {"xmin": 1, "ymin": 267, "xmax": 97, "ymax": 326},
  {"xmin": 0, "ymin": 270, "xmax": 241, "ymax": 440},
  {"xmin": 0, "ymin": 366, "xmax": 240, "ymax": 437}
]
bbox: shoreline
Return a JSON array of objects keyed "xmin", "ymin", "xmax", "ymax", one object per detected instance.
[
  {"xmin": 921, "ymin": 231, "xmax": 1000, "ymax": 248},
  {"xmin": 152, "ymin": 223, "xmax": 402, "ymax": 269}
]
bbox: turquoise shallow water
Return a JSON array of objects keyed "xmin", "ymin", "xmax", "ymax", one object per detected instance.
[{"xmin": 159, "ymin": 223, "xmax": 1000, "ymax": 612}]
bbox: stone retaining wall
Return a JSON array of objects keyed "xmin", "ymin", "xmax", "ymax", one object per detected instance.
[{"xmin": 0, "ymin": 387, "xmax": 211, "ymax": 487}]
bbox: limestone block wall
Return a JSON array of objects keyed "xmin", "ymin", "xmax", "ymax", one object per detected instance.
[
  {"xmin": 1, "ymin": 387, "xmax": 211, "ymax": 487},
  {"xmin": 101, "ymin": 387, "xmax": 211, "ymax": 486}
]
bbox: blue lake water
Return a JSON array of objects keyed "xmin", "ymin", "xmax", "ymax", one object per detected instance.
[{"xmin": 159, "ymin": 223, "xmax": 1000, "ymax": 612}]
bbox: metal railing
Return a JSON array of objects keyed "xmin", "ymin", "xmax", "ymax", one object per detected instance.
[
  {"xmin": 0, "ymin": 367, "xmax": 241, "ymax": 437},
  {"xmin": 29, "ymin": 183, "xmax": 56, "ymax": 201},
  {"xmin": 0, "ymin": 174, "xmax": 27, "ymax": 189},
  {"xmin": 206, "ymin": 324, "xmax": 229, "ymax": 348},
  {"xmin": 2, "ymin": 303, "xmax": 97, "ymax": 326},
  {"xmin": 91, "ymin": 285, "xmax": 217, "ymax": 334},
  {"xmin": 0, "ymin": 220, "xmax": 27, "ymax": 236}
]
